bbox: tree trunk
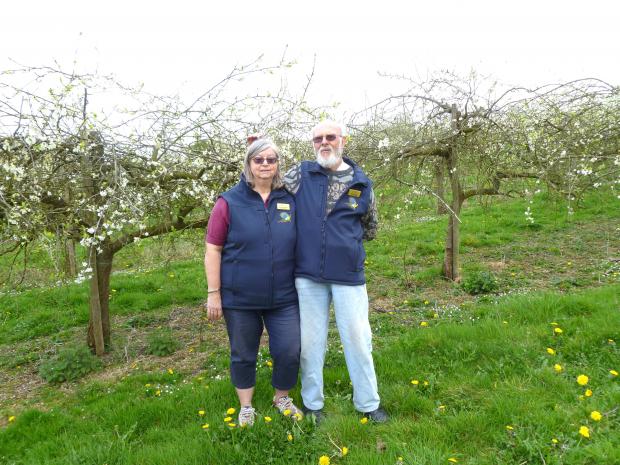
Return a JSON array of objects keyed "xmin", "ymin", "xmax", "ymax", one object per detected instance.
[
  {"xmin": 64, "ymin": 237, "xmax": 77, "ymax": 277},
  {"xmin": 442, "ymin": 104, "xmax": 462, "ymax": 282},
  {"xmin": 87, "ymin": 246, "xmax": 105, "ymax": 355},
  {"xmin": 434, "ymin": 161, "xmax": 448, "ymax": 214},
  {"xmin": 87, "ymin": 246, "xmax": 113, "ymax": 352}
]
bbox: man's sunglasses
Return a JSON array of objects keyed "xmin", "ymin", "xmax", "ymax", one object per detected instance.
[
  {"xmin": 252, "ymin": 156, "xmax": 278, "ymax": 165},
  {"xmin": 312, "ymin": 134, "xmax": 340, "ymax": 144}
]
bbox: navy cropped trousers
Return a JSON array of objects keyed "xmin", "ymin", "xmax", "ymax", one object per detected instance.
[{"xmin": 222, "ymin": 303, "xmax": 300, "ymax": 390}]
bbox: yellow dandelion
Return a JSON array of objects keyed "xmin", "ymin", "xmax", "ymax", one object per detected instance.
[
  {"xmin": 360, "ymin": 417, "xmax": 368, "ymax": 424},
  {"xmin": 423, "ymin": 380, "xmax": 429, "ymax": 386},
  {"xmin": 155, "ymin": 390, "xmax": 161, "ymax": 396},
  {"xmin": 579, "ymin": 425, "xmax": 590, "ymax": 438},
  {"xmin": 567, "ymin": 261, "xmax": 572, "ymax": 266},
  {"xmin": 609, "ymin": 339, "xmax": 615, "ymax": 344},
  {"xmin": 319, "ymin": 455, "xmax": 330, "ymax": 465},
  {"xmin": 283, "ymin": 409, "xmax": 291, "ymax": 416},
  {"xmin": 224, "ymin": 416, "xmax": 232, "ymax": 422},
  {"xmin": 226, "ymin": 407, "xmax": 236, "ymax": 415},
  {"xmin": 550, "ymin": 322, "xmax": 558, "ymax": 326},
  {"xmin": 506, "ymin": 425, "xmax": 514, "ymax": 430},
  {"xmin": 590, "ymin": 411, "xmax": 602, "ymax": 421},
  {"xmin": 287, "ymin": 433, "xmax": 293, "ymax": 441},
  {"xmin": 502, "ymin": 321, "xmax": 508, "ymax": 325},
  {"xmin": 554, "ymin": 364, "xmax": 563, "ymax": 373},
  {"xmin": 411, "ymin": 379, "xmax": 419, "ymax": 385},
  {"xmin": 433, "ymin": 312, "xmax": 439, "ymax": 319},
  {"xmin": 168, "ymin": 273, "xmax": 175, "ymax": 278},
  {"xmin": 266, "ymin": 360, "xmax": 273, "ymax": 367},
  {"xmin": 585, "ymin": 389, "xmax": 593, "ymax": 397},
  {"xmin": 438, "ymin": 405, "xmax": 446, "ymax": 412},
  {"xmin": 420, "ymin": 321, "xmax": 428, "ymax": 327},
  {"xmin": 342, "ymin": 446, "xmax": 349, "ymax": 456},
  {"xmin": 264, "ymin": 416, "xmax": 272, "ymax": 423},
  {"xmin": 293, "ymin": 412, "xmax": 303, "ymax": 421},
  {"xmin": 610, "ymin": 370, "xmax": 618, "ymax": 377},
  {"xmin": 397, "ymin": 457, "xmax": 404, "ymax": 463},
  {"xmin": 8, "ymin": 416, "xmax": 16, "ymax": 423},
  {"xmin": 167, "ymin": 368, "xmax": 174, "ymax": 375},
  {"xmin": 228, "ymin": 422, "xmax": 236, "ymax": 428},
  {"xmin": 448, "ymin": 458, "xmax": 458, "ymax": 463},
  {"xmin": 202, "ymin": 423, "xmax": 210, "ymax": 429},
  {"xmin": 145, "ymin": 383, "xmax": 151, "ymax": 388},
  {"xmin": 551, "ymin": 438, "xmax": 558, "ymax": 444},
  {"xmin": 554, "ymin": 327, "xmax": 563, "ymax": 334},
  {"xmin": 198, "ymin": 410, "xmax": 205, "ymax": 416},
  {"xmin": 546, "ymin": 347, "xmax": 556, "ymax": 355},
  {"xmin": 577, "ymin": 374, "xmax": 589, "ymax": 386},
  {"xmin": 424, "ymin": 300, "xmax": 429, "ymax": 305}
]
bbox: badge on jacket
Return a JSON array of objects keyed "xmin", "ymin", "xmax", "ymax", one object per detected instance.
[
  {"xmin": 347, "ymin": 189, "xmax": 361, "ymax": 198},
  {"xmin": 277, "ymin": 203, "xmax": 291, "ymax": 210}
]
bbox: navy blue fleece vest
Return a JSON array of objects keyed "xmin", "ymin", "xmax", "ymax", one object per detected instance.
[
  {"xmin": 294, "ymin": 158, "xmax": 371, "ymax": 285},
  {"xmin": 220, "ymin": 179, "xmax": 297, "ymax": 310}
]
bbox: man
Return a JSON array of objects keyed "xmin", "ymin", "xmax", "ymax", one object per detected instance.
[{"xmin": 283, "ymin": 120, "xmax": 388, "ymax": 423}]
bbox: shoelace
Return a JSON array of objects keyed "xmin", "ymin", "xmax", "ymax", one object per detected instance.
[{"xmin": 275, "ymin": 396, "xmax": 296, "ymax": 412}]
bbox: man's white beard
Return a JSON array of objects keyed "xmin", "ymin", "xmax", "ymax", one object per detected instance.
[{"xmin": 316, "ymin": 145, "xmax": 343, "ymax": 168}]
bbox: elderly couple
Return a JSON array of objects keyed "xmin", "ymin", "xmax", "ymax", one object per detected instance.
[{"xmin": 204, "ymin": 120, "xmax": 388, "ymax": 427}]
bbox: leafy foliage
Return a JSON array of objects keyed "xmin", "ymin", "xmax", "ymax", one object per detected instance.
[
  {"xmin": 461, "ymin": 270, "xmax": 499, "ymax": 295},
  {"xmin": 146, "ymin": 329, "xmax": 180, "ymax": 356},
  {"xmin": 38, "ymin": 345, "xmax": 101, "ymax": 383}
]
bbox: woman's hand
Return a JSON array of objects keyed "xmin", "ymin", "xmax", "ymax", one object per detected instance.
[{"xmin": 206, "ymin": 291, "xmax": 223, "ymax": 320}]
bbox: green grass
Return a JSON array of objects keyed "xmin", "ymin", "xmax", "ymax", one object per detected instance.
[{"xmin": 1, "ymin": 284, "xmax": 618, "ymax": 464}]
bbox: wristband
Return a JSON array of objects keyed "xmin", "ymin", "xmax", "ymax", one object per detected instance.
[{"xmin": 207, "ymin": 288, "xmax": 220, "ymax": 294}]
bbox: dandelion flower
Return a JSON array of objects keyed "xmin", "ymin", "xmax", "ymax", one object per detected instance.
[
  {"xmin": 167, "ymin": 368, "xmax": 174, "ymax": 375},
  {"xmin": 266, "ymin": 360, "xmax": 273, "ymax": 367},
  {"xmin": 319, "ymin": 455, "xmax": 330, "ymax": 465},
  {"xmin": 155, "ymin": 390, "xmax": 161, "ymax": 396},
  {"xmin": 610, "ymin": 370, "xmax": 618, "ymax": 377},
  {"xmin": 579, "ymin": 426, "xmax": 590, "ymax": 438},
  {"xmin": 8, "ymin": 416, "xmax": 15, "ymax": 423},
  {"xmin": 397, "ymin": 457, "xmax": 404, "ymax": 463},
  {"xmin": 411, "ymin": 379, "xmax": 419, "ymax": 385},
  {"xmin": 438, "ymin": 405, "xmax": 446, "ymax": 412},
  {"xmin": 342, "ymin": 446, "xmax": 349, "ymax": 456},
  {"xmin": 448, "ymin": 458, "xmax": 458, "ymax": 463},
  {"xmin": 360, "ymin": 417, "xmax": 368, "ymax": 424},
  {"xmin": 424, "ymin": 300, "xmax": 429, "ymax": 305},
  {"xmin": 590, "ymin": 411, "xmax": 602, "ymax": 421},
  {"xmin": 420, "ymin": 321, "xmax": 428, "ymax": 327},
  {"xmin": 551, "ymin": 438, "xmax": 558, "ymax": 444},
  {"xmin": 202, "ymin": 423, "xmax": 210, "ymax": 429},
  {"xmin": 287, "ymin": 433, "xmax": 293, "ymax": 441},
  {"xmin": 506, "ymin": 425, "xmax": 514, "ymax": 430},
  {"xmin": 423, "ymin": 380, "xmax": 429, "ymax": 386},
  {"xmin": 554, "ymin": 327, "xmax": 563, "ymax": 335},
  {"xmin": 283, "ymin": 409, "xmax": 291, "ymax": 416},
  {"xmin": 226, "ymin": 407, "xmax": 236, "ymax": 415},
  {"xmin": 550, "ymin": 322, "xmax": 558, "ymax": 326},
  {"xmin": 577, "ymin": 374, "xmax": 589, "ymax": 386},
  {"xmin": 554, "ymin": 364, "xmax": 563, "ymax": 373},
  {"xmin": 264, "ymin": 416, "xmax": 272, "ymax": 423},
  {"xmin": 585, "ymin": 389, "xmax": 593, "ymax": 397},
  {"xmin": 198, "ymin": 410, "xmax": 205, "ymax": 416},
  {"xmin": 433, "ymin": 312, "xmax": 439, "ymax": 319},
  {"xmin": 546, "ymin": 347, "xmax": 556, "ymax": 355},
  {"xmin": 228, "ymin": 422, "xmax": 236, "ymax": 428},
  {"xmin": 224, "ymin": 417, "xmax": 232, "ymax": 422}
]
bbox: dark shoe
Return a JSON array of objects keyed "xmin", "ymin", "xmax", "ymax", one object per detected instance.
[
  {"xmin": 302, "ymin": 405, "xmax": 325, "ymax": 425},
  {"xmin": 363, "ymin": 406, "xmax": 389, "ymax": 423}
]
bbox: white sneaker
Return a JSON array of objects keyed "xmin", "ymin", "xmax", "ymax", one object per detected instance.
[
  {"xmin": 273, "ymin": 396, "xmax": 303, "ymax": 421},
  {"xmin": 238, "ymin": 406, "xmax": 256, "ymax": 427}
]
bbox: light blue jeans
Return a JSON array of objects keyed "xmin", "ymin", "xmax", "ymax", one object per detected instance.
[{"xmin": 295, "ymin": 277, "xmax": 380, "ymax": 412}]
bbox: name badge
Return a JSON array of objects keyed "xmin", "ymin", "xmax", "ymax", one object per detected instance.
[
  {"xmin": 348, "ymin": 189, "xmax": 361, "ymax": 198},
  {"xmin": 277, "ymin": 203, "xmax": 291, "ymax": 211}
]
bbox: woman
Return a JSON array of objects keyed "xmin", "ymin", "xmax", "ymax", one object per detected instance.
[{"xmin": 204, "ymin": 138, "xmax": 302, "ymax": 427}]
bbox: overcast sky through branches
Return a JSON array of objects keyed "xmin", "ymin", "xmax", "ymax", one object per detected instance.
[{"xmin": 2, "ymin": 0, "xmax": 619, "ymax": 119}]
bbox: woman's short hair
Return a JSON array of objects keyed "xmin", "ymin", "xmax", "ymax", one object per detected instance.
[{"xmin": 243, "ymin": 138, "xmax": 283, "ymax": 190}]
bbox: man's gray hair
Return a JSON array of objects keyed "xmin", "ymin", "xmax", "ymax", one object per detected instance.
[
  {"xmin": 243, "ymin": 138, "xmax": 283, "ymax": 190},
  {"xmin": 311, "ymin": 120, "xmax": 348, "ymax": 137}
]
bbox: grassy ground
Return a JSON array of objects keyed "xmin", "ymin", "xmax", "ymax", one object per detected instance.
[{"xmin": 0, "ymin": 189, "xmax": 619, "ymax": 464}]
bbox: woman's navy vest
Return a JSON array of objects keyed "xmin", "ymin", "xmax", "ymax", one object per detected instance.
[
  {"xmin": 294, "ymin": 158, "xmax": 371, "ymax": 285},
  {"xmin": 220, "ymin": 178, "xmax": 297, "ymax": 310}
]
